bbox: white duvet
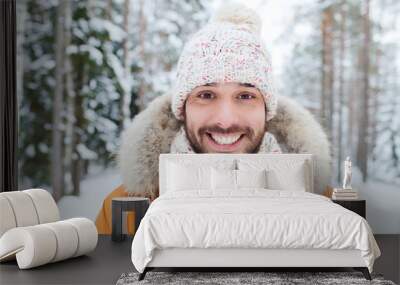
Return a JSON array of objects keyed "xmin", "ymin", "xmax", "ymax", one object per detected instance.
[{"xmin": 131, "ymin": 189, "xmax": 381, "ymax": 273}]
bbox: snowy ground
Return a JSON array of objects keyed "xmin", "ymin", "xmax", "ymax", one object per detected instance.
[
  {"xmin": 57, "ymin": 168, "xmax": 122, "ymax": 222},
  {"xmin": 339, "ymin": 167, "xmax": 400, "ymax": 234},
  {"xmin": 357, "ymin": 179, "xmax": 400, "ymax": 234}
]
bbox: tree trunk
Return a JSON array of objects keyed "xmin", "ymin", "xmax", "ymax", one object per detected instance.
[
  {"xmin": 71, "ymin": 72, "xmax": 86, "ymax": 196},
  {"xmin": 390, "ymin": 67, "xmax": 399, "ymax": 171},
  {"xmin": 337, "ymin": 1, "xmax": 346, "ymax": 183},
  {"xmin": 137, "ymin": 0, "xmax": 147, "ymax": 111},
  {"xmin": 64, "ymin": 0, "xmax": 76, "ymax": 195},
  {"xmin": 370, "ymin": 3, "xmax": 385, "ymax": 164},
  {"xmin": 120, "ymin": 0, "xmax": 131, "ymax": 129},
  {"xmin": 347, "ymin": 75, "xmax": 358, "ymax": 157},
  {"xmin": 370, "ymin": 48, "xmax": 381, "ymax": 163},
  {"xmin": 106, "ymin": 0, "xmax": 113, "ymax": 20},
  {"xmin": 320, "ymin": 5, "xmax": 334, "ymax": 141},
  {"xmin": 356, "ymin": 0, "xmax": 370, "ymax": 182},
  {"xmin": 71, "ymin": 29, "xmax": 89, "ymax": 194},
  {"xmin": 52, "ymin": 0, "xmax": 67, "ymax": 201}
]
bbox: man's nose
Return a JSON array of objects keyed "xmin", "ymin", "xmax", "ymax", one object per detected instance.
[{"xmin": 212, "ymin": 99, "xmax": 240, "ymax": 129}]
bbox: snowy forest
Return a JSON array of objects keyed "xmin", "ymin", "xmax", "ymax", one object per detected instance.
[{"xmin": 17, "ymin": 0, "xmax": 399, "ymax": 202}]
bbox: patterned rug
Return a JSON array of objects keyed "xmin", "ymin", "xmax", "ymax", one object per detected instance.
[{"xmin": 116, "ymin": 271, "xmax": 396, "ymax": 285}]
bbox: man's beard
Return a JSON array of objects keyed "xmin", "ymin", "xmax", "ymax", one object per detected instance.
[{"xmin": 183, "ymin": 121, "xmax": 266, "ymax": 153}]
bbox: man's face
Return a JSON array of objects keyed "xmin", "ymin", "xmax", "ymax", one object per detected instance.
[{"xmin": 184, "ymin": 82, "xmax": 266, "ymax": 153}]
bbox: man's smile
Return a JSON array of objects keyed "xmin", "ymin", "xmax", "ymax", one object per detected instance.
[{"xmin": 204, "ymin": 132, "xmax": 245, "ymax": 152}]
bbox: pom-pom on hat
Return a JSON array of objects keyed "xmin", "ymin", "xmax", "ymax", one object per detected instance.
[{"xmin": 171, "ymin": 3, "xmax": 278, "ymax": 121}]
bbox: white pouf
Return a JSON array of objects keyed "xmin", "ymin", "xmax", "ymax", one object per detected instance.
[
  {"xmin": 0, "ymin": 218, "xmax": 98, "ymax": 269},
  {"xmin": 0, "ymin": 189, "xmax": 98, "ymax": 269}
]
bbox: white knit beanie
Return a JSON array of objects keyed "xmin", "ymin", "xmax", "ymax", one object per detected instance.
[{"xmin": 171, "ymin": 3, "xmax": 278, "ymax": 122}]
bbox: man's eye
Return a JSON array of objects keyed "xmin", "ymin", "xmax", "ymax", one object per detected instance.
[
  {"xmin": 238, "ymin": 93, "xmax": 255, "ymax": 100},
  {"xmin": 198, "ymin": 92, "xmax": 214, "ymax": 99}
]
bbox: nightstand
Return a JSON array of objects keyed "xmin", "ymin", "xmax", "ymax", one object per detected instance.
[
  {"xmin": 332, "ymin": 199, "xmax": 366, "ymax": 219},
  {"xmin": 112, "ymin": 197, "xmax": 150, "ymax": 242}
]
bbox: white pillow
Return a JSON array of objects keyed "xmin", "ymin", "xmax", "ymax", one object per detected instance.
[
  {"xmin": 167, "ymin": 162, "xmax": 212, "ymax": 192},
  {"xmin": 266, "ymin": 163, "xmax": 306, "ymax": 191},
  {"xmin": 211, "ymin": 168, "xmax": 267, "ymax": 190},
  {"xmin": 236, "ymin": 169, "xmax": 267, "ymax": 189},
  {"xmin": 237, "ymin": 159, "xmax": 308, "ymax": 191},
  {"xmin": 212, "ymin": 168, "xmax": 237, "ymax": 190}
]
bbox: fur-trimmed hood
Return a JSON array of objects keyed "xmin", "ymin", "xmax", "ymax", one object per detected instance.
[{"xmin": 118, "ymin": 93, "xmax": 332, "ymax": 199}]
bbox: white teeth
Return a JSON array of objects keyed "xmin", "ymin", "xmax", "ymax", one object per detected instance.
[{"xmin": 210, "ymin": 134, "xmax": 241, "ymax": 145}]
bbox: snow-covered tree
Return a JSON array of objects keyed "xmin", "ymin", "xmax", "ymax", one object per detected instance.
[
  {"xmin": 19, "ymin": 0, "xmax": 211, "ymax": 198},
  {"xmin": 281, "ymin": 0, "xmax": 400, "ymax": 184}
]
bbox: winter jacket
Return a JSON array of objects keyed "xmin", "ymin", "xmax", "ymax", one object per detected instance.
[
  {"xmin": 95, "ymin": 92, "xmax": 332, "ymax": 234},
  {"xmin": 119, "ymin": 92, "xmax": 331, "ymax": 197}
]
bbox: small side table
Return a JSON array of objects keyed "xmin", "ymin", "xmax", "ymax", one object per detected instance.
[
  {"xmin": 112, "ymin": 197, "xmax": 150, "ymax": 242},
  {"xmin": 332, "ymin": 199, "xmax": 366, "ymax": 219}
]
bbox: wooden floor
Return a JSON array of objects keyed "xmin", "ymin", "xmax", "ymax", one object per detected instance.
[
  {"xmin": 0, "ymin": 234, "xmax": 398, "ymax": 284},
  {"xmin": 373, "ymin": 234, "xmax": 400, "ymax": 284}
]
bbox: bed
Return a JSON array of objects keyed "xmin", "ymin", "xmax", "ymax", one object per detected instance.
[{"xmin": 131, "ymin": 154, "xmax": 381, "ymax": 281}]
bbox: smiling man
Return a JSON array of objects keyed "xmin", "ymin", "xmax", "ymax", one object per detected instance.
[
  {"xmin": 95, "ymin": 4, "xmax": 333, "ymax": 234},
  {"xmin": 169, "ymin": 5, "xmax": 282, "ymax": 154}
]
